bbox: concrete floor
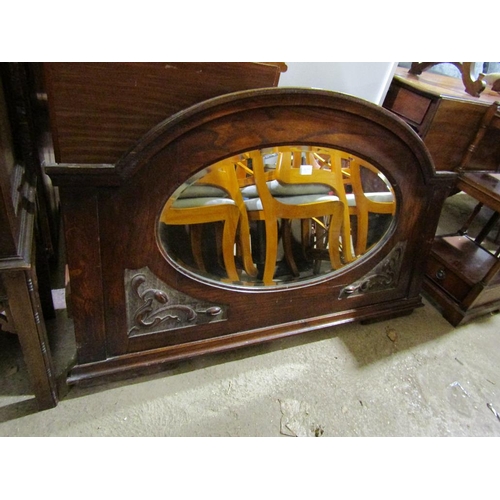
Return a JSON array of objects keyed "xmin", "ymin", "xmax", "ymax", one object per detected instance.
[{"xmin": 1, "ymin": 192, "xmax": 500, "ymax": 437}]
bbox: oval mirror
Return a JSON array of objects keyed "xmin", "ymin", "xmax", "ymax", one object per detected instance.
[{"xmin": 158, "ymin": 146, "xmax": 396, "ymax": 288}]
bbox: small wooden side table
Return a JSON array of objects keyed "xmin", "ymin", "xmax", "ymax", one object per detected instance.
[{"xmin": 423, "ymin": 171, "xmax": 500, "ymax": 326}]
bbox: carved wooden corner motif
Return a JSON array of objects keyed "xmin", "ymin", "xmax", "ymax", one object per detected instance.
[
  {"xmin": 340, "ymin": 242, "xmax": 406, "ymax": 298},
  {"xmin": 125, "ymin": 267, "xmax": 227, "ymax": 337}
]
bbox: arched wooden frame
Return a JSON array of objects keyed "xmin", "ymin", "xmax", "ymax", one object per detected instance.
[{"xmin": 48, "ymin": 88, "xmax": 456, "ymax": 386}]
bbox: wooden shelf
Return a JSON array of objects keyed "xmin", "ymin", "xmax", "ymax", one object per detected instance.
[
  {"xmin": 424, "ymin": 234, "xmax": 500, "ymax": 326},
  {"xmin": 433, "ymin": 235, "xmax": 499, "ymax": 284}
]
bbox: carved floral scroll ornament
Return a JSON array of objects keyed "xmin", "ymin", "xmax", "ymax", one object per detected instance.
[
  {"xmin": 125, "ymin": 267, "xmax": 227, "ymax": 337},
  {"xmin": 340, "ymin": 241, "xmax": 406, "ymax": 298}
]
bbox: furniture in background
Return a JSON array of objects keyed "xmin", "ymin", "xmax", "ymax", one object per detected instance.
[
  {"xmin": 384, "ymin": 67, "xmax": 500, "ymax": 326},
  {"xmin": 0, "ymin": 65, "xmax": 58, "ymax": 410},
  {"xmin": 422, "ymin": 102, "xmax": 500, "ymax": 326},
  {"xmin": 41, "ymin": 62, "xmax": 287, "ymax": 165},
  {"xmin": 408, "ymin": 62, "xmax": 487, "ymax": 97},
  {"xmin": 383, "ymin": 66, "xmax": 500, "ymax": 172},
  {"xmin": 424, "ymin": 170, "xmax": 500, "ymax": 326}
]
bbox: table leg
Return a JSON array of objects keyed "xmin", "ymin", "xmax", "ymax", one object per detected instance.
[{"xmin": 2, "ymin": 269, "xmax": 58, "ymax": 410}]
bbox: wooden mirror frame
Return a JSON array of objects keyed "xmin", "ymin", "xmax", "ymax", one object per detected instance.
[{"xmin": 47, "ymin": 88, "xmax": 456, "ymax": 386}]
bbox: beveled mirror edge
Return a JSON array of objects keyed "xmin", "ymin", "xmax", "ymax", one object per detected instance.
[{"xmin": 156, "ymin": 145, "xmax": 398, "ymax": 291}]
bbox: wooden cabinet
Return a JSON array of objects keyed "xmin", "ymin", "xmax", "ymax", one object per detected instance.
[
  {"xmin": 0, "ymin": 65, "xmax": 58, "ymax": 410},
  {"xmin": 383, "ymin": 67, "xmax": 500, "ymax": 172},
  {"xmin": 384, "ymin": 68, "xmax": 500, "ymax": 325},
  {"xmin": 42, "ymin": 62, "xmax": 286, "ymax": 165},
  {"xmin": 423, "ymin": 172, "xmax": 500, "ymax": 326}
]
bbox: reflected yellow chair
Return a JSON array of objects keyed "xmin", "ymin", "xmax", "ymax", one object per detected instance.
[
  {"xmin": 160, "ymin": 158, "xmax": 257, "ymax": 280},
  {"xmin": 342, "ymin": 154, "xmax": 396, "ymax": 255},
  {"xmin": 244, "ymin": 150, "xmax": 345, "ymax": 285},
  {"xmin": 276, "ymin": 147, "xmax": 355, "ymax": 268},
  {"xmin": 302, "ymin": 147, "xmax": 395, "ymax": 257}
]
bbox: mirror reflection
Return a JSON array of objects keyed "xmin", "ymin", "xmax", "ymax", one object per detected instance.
[{"xmin": 158, "ymin": 146, "xmax": 396, "ymax": 287}]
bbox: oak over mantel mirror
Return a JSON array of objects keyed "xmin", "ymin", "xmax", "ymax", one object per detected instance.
[
  {"xmin": 158, "ymin": 145, "xmax": 396, "ymax": 289},
  {"xmin": 46, "ymin": 86, "xmax": 455, "ymax": 387}
]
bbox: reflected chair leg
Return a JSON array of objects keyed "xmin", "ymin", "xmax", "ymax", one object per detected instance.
[
  {"xmin": 305, "ymin": 217, "xmax": 331, "ymax": 274},
  {"xmin": 263, "ymin": 220, "xmax": 279, "ymax": 285},
  {"xmin": 2, "ymin": 269, "xmax": 58, "ymax": 410},
  {"xmin": 237, "ymin": 217, "xmax": 258, "ymax": 278},
  {"xmin": 301, "ymin": 219, "xmax": 312, "ymax": 262},
  {"xmin": 190, "ymin": 225, "xmax": 206, "ymax": 272},
  {"xmin": 221, "ymin": 212, "xmax": 239, "ymax": 281},
  {"xmin": 282, "ymin": 219, "xmax": 299, "ymax": 277},
  {"xmin": 213, "ymin": 222, "xmax": 225, "ymax": 270},
  {"xmin": 341, "ymin": 210, "xmax": 355, "ymax": 263},
  {"xmin": 328, "ymin": 207, "xmax": 344, "ymax": 269},
  {"xmin": 350, "ymin": 213, "xmax": 359, "ymax": 255},
  {"xmin": 355, "ymin": 210, "xmax": 369, "ymax": 256},
  {"xmin": 312, "ymin": 218, "xmax": 328, "ymax": 274},
  {"xmin": 253, "ymin": 221, "xmax": 267, "ymax": 278}
]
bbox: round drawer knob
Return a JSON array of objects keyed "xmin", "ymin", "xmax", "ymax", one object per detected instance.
[{"xmin": 436, "ymin": 269, "xmax": 446, "ymax": 280}]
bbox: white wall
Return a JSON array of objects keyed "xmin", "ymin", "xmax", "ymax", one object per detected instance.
[{"xmin": 278, "ymin": 62, "xmax": 398, "ymax": 105}]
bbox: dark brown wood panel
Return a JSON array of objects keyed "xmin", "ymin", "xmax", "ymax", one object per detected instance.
[
  {"xmin": 43, "ymin": 62, "xmax": 285, "ymax": 164},
  {"xmin": 389, "ymin": 87, "xmax": 432, "ymax": 125},
  {"xmin": 424, "ymin": 100, "xmax": 485, "ymax": 171},
  {"xmin": 59, "ymin": 187, "xmax": 107, "ymax": 364},
  {"xmin": 426, "ymin": 253, "xmax": 471, "ymax": 302},
  {"xmin": 0, "ymin": 80, "xmax": 19, "ymax": 256},
  {"xmin": 457, "ymin": 173, "xmax": 500, "ymax": 212},
  {"xmin": 383, "ymin": 67, "xmax": 500, "ymax": 172},
  {"xmin": 468, "ymin": 282, "xmax": 500, "ymax": 308},
  {"xmin": 428, "ymin": 235, "xmax": 495, "ymax": 285}
]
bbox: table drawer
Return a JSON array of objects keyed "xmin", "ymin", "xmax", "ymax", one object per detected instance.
[
  {"xmin": 425, "ymin": 254, "xmax": 472, "ymax": 302},
  {"xmin": 387, "ymin": 87, "xmax": 432, "ymax": 126}
]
